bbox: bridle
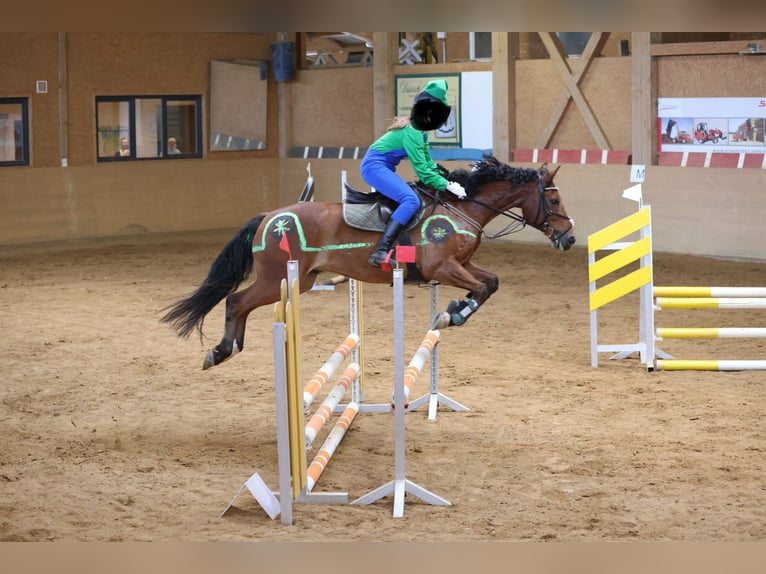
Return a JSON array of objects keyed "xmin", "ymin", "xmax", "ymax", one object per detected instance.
[
  {"xmin": 429, "ymin": 174, "xmax": 574, "ymax": 241},
  {"xmin": 529, "ymin": 176, "xmax": 574, "ymax": 244}
]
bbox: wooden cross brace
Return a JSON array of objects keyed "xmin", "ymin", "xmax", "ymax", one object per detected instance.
[
  {"xmin": 399, "ymin": 37, "xmax": 423, "ymax": 65},
  {"xmin": 536, "ymin": 32, "xmax": 611, "ymax": 149}
]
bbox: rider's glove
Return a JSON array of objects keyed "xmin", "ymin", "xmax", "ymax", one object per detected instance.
[{"xmin": 446, "ymin": 181, "xmax": 467, "ymax": 199}]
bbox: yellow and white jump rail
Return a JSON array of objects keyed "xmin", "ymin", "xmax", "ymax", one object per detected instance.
[
  {"xmin": 653, "ymin": 285, "xmax": 766, "ymax": 371},
  {"xmin": 588, "ymin": 210, "xmax": 766, "ymax": 372}
]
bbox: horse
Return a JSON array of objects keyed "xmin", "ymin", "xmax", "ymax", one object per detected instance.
[{"xmin": 161, "ymin": 155, "xmax": 575, "ymax": 369}]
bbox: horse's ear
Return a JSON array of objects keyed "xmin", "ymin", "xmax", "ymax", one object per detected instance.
[{"xmin": 541, "ymin": 164, "xmax": 560, "ymax": 184}]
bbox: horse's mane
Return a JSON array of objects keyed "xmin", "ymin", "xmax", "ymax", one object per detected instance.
[{"xmin": 449, "ymin": 155, "xmax": 538, "ymax": 197}]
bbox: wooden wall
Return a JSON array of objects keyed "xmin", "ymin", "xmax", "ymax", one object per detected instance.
[
  {"xmin": 1, "ymin": 32, "xmax": 765, "ymax": 264},
  {"xmin": 514, "ymin": 57, "xmax": 632, "ymax": 150},
  {"xmin": 2, "ymin": 158, "xmax": 763, "ymax": 263},
  {"xmin": 0, "ymin": 33, "xmax": 61, "ymax": 167},
  {"xmin": 657, "ymin": 54, "xmax": 766, "ymax": 96},
  {"xmin": 288, "ymin": 66, "xmax": 375, "ymax": 147}
]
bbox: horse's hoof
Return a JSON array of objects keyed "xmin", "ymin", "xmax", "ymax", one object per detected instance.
[
  {"xmin": 431, "ymin": 312, "xmax": 451, "ymax": 330},
  {"xmin": 202, "ymin": 351, "xmax": 216, "ymax": 370},
  {"xmin": 446, "ymin": 299, "xmax": 461, "ymax": 314}
]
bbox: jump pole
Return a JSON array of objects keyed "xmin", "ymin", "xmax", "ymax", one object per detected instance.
[
  {"xmin": 223, "ymin": 260, "xmax": 355, "ymax": 525},
  {"xmin": 653, "ymin": 285, "xmax": 766, "ymax": 371},
  {"xmin": 588, "ymin": 186, "xmax": 766, "ymax": 372},
  {"xmin": 655, "ymin": 359, "xmax": 766, "ymax": 371},
  {"xmin": 289, "ymin": 260, "xmax": 358, "ymax": 506},
  {"xmin": 352, "ymin": 264, "xmax": 451, "ymax": 518},
  {"xmin": 654, "ymin": 286, "xmax": 766, "ymax": 298},
  {"xmin": 405, "ymin": 281, "xmax": 469, "ymax": 420},
  {"xmin": 655, "ymin": 297, "xmax": 766, "ymax": 310}
]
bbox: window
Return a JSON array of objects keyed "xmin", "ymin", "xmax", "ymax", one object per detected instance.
[
  {"xmin": 0, "ymin": 98, "xmax": 29, "ymax": 166},
  {"xmin": 96, "ymin": 95, "xmax": 202, "ymax": 161},
  {"xmin": 556, "ymin": 32, "xmax": 592, "ymax": 57},
  {"xmin": 470, "ymin": 32, "xmax": 492, "ymax": 61},
  {"xmin": 301, "ymin": 33, "xmax": 374, "ymax": 68},
  {"xmin": 210, "ymin": 60, "xmax": 268, "ymax": 151}
]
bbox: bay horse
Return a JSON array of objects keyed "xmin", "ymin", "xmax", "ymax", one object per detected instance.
[{"xmin": 161, "ymin": 156, "xmax": 575, "ymax": 369}]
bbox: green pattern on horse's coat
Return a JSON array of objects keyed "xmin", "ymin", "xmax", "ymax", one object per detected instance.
[
  {"xmin": 251, "ymin": 211, "xmax": 477, "ymax": 253},
  {"xmin": 251, "ymin": 212, "xmax": 374, "ymax": 253},
  {"xmin": 418, "ymin": 215, "xmax": 477, "ymax": 245}
]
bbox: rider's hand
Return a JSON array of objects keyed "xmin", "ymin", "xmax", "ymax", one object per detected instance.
[{"xmin": 446, "ymin": 181, "xmax": 466, "ymax": 199}]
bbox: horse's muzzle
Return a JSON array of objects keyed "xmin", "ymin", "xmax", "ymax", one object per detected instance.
[{"xmin": 552, "ymin": 234, "xmax": 576, "ymax": 251}]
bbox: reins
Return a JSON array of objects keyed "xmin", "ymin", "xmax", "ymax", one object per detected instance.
[
  {"xmin": 418, "ymin": 186, "xmax": 525, "ymax": 239},
  {"xmin": 421, "ymin": 174, "xmax": 570, "ymax": 240}
]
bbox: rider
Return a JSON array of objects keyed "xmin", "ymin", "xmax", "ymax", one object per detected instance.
[{"xmin": 360, "ymin": 79, "xmax": 467, "ymax": 267}]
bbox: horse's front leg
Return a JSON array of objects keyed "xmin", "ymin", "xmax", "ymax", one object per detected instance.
[
  {"xmin": 425, "ymin": 259, "xmax": 494, "ymax": 328},
  {"xmin": 463, "ymin": 260, "xmax": 499, "ymax": 298},
  {"xmin": 437, "ymin": 261, "xmax": 499, "ymax": 327}
]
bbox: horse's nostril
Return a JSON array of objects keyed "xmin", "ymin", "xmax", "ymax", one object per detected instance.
[{"xmin": 568, "ymin": 236, "xmax": 576, "ymax": 246}]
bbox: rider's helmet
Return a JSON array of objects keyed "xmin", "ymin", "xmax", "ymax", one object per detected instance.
[{"xmin": 410, "ymin": 79, "xmax": 452, "ymax": 131}]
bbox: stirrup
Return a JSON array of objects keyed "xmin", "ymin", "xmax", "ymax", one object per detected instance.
[{"xmin": 367, "ymin": 249, "xmax": 391, "ymax": 267}]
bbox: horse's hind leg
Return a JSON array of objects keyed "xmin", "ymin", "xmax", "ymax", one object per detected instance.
[{"xmin": 203, "ymin": 277, "xmax": 282, "ymax": 370}]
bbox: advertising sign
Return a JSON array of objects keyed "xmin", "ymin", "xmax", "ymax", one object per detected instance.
[{"xmin": 658, "ymin": 97, "xmax": 766, "ymax": 154}]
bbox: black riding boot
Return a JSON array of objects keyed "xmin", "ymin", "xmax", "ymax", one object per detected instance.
[{"xmin": 368, "ymin": 219, "xmax": 405, "ymax": 267}]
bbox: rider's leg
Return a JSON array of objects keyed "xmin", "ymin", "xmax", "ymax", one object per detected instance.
[
  {"xmin": 360, "ymin": 163, "xmax": 419, "ymax": 266},
  {"xmin": 368, "ymin": 218, "xmax": 405, "ymax": 266}
]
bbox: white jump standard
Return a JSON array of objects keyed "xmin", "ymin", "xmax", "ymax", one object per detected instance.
[
  {"xmin": 352, "ymin": 266, "xmax": 451, "ymax": 518},
  {"xmin": 588, "ymin": 205, "xmax": 766, "ymax": 372}
]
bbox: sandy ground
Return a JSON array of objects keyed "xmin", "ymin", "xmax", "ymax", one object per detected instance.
[{"xmin": 0, "ymin": 230, "xmax": 764, "ymax": 542}]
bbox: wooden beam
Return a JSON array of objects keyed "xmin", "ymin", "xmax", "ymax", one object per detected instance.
[
  {"xmin": 58, "ymin": 32, "xmax": 68, "ymax": 165},
  {"xmin": 537, "ymin": 32, "xmax": 611, "ymax": 150},
  {"xmin": 277, "ymin": 32, "xmax": 296, "ymax": 158},
  {"xmin": 491, "ymin": 32, "xmax": 518, "ymax": 162},
  {"xmin": 631, "ymin": 33, "xmax": 654, "ymax": 166},
  {"xmin": 650, "ymin": 40, "xmax": 765, "ymax": 56},
  {"xmin": 372, "ymin": 32, "xmax": 396, "ymax": 138}
]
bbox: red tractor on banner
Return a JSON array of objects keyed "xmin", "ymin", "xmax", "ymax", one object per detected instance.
[
  {"xmin": 694, "ymin": 122, "xmax": 726, "ymax": 144},
  {"xmin": 664, "ymin": 118, "xmax": 692, "ymax": 144},
  {"xmin": 676, "ymin": 130, "xmax": 692, "ymax": 144}
]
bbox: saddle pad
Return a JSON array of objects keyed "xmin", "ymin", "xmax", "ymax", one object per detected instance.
[{"xmin": 343, "ymin": 203, "xmax": 386, "ymax": 232}]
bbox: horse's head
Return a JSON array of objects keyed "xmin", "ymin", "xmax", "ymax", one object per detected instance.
[
  {"xmin": 447, "ymin": 156, "xmax": 575, "ymax": 250},
  {"xmin": 526, "ymin": 163, "xmax": 576, "ymax": 251}
]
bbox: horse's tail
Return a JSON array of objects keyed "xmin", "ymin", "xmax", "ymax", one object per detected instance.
[{"xmin": 160, "ymin": 214, "xmax": 266, "ymax": 339}]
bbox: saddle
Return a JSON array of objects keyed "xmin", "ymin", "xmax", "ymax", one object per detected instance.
[{"xmin": 342, "ymin": 181, "xmax": 434, "ymax": 232}]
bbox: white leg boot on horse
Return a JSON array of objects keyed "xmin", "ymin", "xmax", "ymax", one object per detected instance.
[
  {"xmin": 367, "ymin": 219, "xmax": 405, "ymax": 267},
  {"xmin": 432, "ymin": 296, "xmax": 480, "ymax": 329}
]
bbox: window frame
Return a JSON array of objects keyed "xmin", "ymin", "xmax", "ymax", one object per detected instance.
[
  {"xmin": 95, "ymin": 94, "xmax": 202, "ymax": 162},
  {"xmin": 469, "ymin": 32, "xmax": 493, "ymax": 61},
  {"xmin": 0, "ymin": 97, "xmax": 30, "ymax": 167}
]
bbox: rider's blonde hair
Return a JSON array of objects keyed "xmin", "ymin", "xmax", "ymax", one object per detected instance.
[{"xmin": 387, "ymin": 116, "xmax": 410, "ymax": 131}]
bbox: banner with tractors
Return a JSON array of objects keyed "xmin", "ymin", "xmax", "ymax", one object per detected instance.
[{"xmin": 658, "ymin": 97, "xmax": 766, "ymax": 154}]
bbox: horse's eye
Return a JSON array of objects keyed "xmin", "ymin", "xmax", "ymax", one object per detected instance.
[{"xmin": 551, "ymin": 198, "xmax": 560, "ymax": 206}]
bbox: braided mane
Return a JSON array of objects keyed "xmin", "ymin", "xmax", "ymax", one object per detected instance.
[{"xmin": 448, "ymin": 155, "xmax": 538, "ymax": 197}]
